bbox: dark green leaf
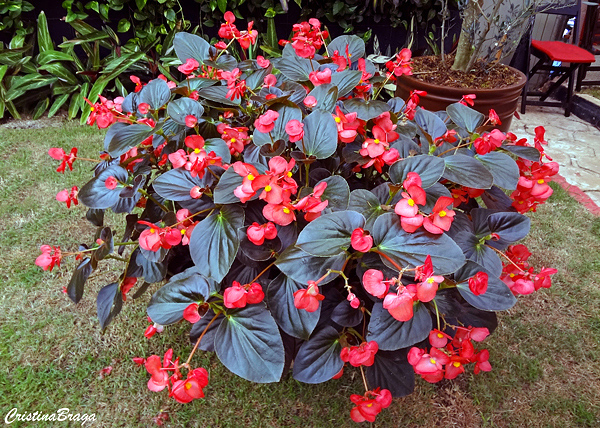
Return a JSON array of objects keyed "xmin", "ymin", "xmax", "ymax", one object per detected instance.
[
  {"xmin": 293, "ymin": 325, "xmax": 343, "ymax": 383},
  {"xmin": 343, "ymin": 98, "xmax": 390, "ymax": 121},
  {"xmin": 37, "ymin": 50, "xmax": 74, "ymax": 64},
  {"xmin": 373, "ymin": 213, "xmax": 465, "ymax": 274},
  {"xmin": 475, "ymin": 152, "xmax": 519, "ymax": 190},
  {"xmin": 434, "ymin": 288, "xmax": 498, "ymax": 333},
  {"xmin": 32, "ymin": 98, "xmax": 49, "ymax": 120},
  {"xmin": 173, "ymin": 32, "xmax": 210, "ymax": 65},
  {"xmin": 97, "ymin": 282, "xmax": 123, "ymax": 331},
  {"xmin": 213, "ymin": 162, "xmax": 267, "ymax": 204},
  {"xmin": 318, "ymin": 175, "xmax": 350, "ymax": 212},
  {"xmin": 275, "ymin": 44, "xmax": 319, "ymax": 81},
  {"xmin": 78, "ymin": 165, "xmax": 128, "ymax": 209},
  {"xmin": 189, "ymin": 205, "xmax": 244, "ymax": 282},
  {"xmin": 198, "ymin": 85, "xmax": 240, "ymax": 106},
  {"xmin": 366, "ymin": 349, "xmax": 415, "ymax": 398},
  {"xmin": 37, "ymin": 11, "xmax": 53, "ymax": 53},
  {"xmin": 189, "ymin": 310, "xmax": 224, "ymax": 352},
  {"xmin": 296, "ymin": 211, "xmax": 365, "ymax": 256},
  {"xmin": 67, "ymin": 258, "xmax": 93, "ymax": 303},
  {"xmin": 275, "ymin": 246, "xmax": 346, "ymax": 286},
  {"xmin": 106, "ymin": 123, "xmax": 154, "ymax": 157},
  {"xmin": 139, "ymin": 78, "xmax": 171, "ymax": 110},
  {"xmin": 307, "ymin": 83, "xmax": 338, "ymax": 112},
  {"xmin": 328, "ymin": 35, "xmax": 366, "ymax": 60},
  {"xmin": 147, "ymin": 267, "xmax": 212, "ymax": 325},
  {"xmin": 487, "ymin": 212, "xmax": 530, "ymax": 247},
  {"xmin": 253, "ymin": 104, "xmax": 302, "ymax": 147},
  {"xmin": 348, "ymin": 189, "xmax": 384, "ymax": 230},
  {"xmin": 443, "ymin": 154, "xmax": 494, "ymax": 189},
  {"xmin": 367, "ymin": 302, "xmax": 431, "ymax": 350},
  {"xmin": 330, "ymin": 69, "xmax": 362, "ymax": 98},
  {"xmin": 153, "ymin": 168, "xmax": 211, "ymax": 202},
  {"xmin": 267, "ymin": 273, "xmax": 319, "ymax": 340},
  {"xmin": 48, "ymin": 93, "xmax": 70, "ymax": 118},
  {"xmin": 93, "ymin": 227, "xmax": 113, "ymax": 261},
  {"xmin": 299, "ymin": 109, "xmax": 338, "ymax": 159},
  {"xmin": 331, "ymin": 300, "xmax": 363, "ymax": 327},
  {"xmin": 414, "ymin": 108, "xmax": 447, "ymax": 140},
  {"xmin": 446, "ymin": 102, "xmax": 484, "ymax": 133},
  {"xmin": 215, "ymin": 304, "xmax": 284, "ymax": 383},
  {"xmin": 167, "ymin": 97, "xmax": 204, "ymax": 125},
  {"xmin": 501, "ymin": 144, "xmax": 540, "ymax": 162},
  {"xmin": 389, "ymin": 155, "xmax": 445, "ymax": 189}
]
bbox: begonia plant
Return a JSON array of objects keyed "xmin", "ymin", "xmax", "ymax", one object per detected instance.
[{"xmin": 38, "ymin": 13, "xmax": 558, "ymax": 423}]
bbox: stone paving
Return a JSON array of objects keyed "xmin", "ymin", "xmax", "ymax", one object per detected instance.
[{"xmin": 512, "ymin": 105, "xmax": 600, "ymax": 214}]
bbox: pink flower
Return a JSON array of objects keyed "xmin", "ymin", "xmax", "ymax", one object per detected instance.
[
  {"xmin": 178, "ymin": 58, "xmax": 200, "ymax": 75},
  {"xmin": 362, "ymin": 269, "xmax": 389, "ymax": 298},
  {"xmin": 105, "ymin": 176, "xmax": 118, "ymax": 190},
  {"xmin": 303, "ymin": 95, "xmax": 317, "ymax": 108},
  {"xmin": 257, "ymin": 55, "xmax": 270, "ymax": 68},
  {"xmin": 423, "ymin": 196, "xmax": 455, "ymax": 234},
  {"xmin": 35, "ymin": 245, "xmax": 62, "ymax": 271},
  {"xmin": 340, "ymin": 341, "xmax": 379, "ymax": 367},
  {"xmin": 349, "ymin": 388, "xmax": 392, "ymax": 423},
  {"xmin": 183, "ymin": 303, "xmax": 201, "ymax": 323},
  {"xmin": 185, "ymin": 115, "xmax": 198, "ymax": 127},
  {"xmin": 285, "ymin": 119, "xmax": 304, "ymax": 142},
  {"xmin": 429, "ymin": 329, "xmax": 450, "ymax": 348},
  {"xmin": 190, "ymin": 186, "xmax": 203, "ymax": 199},
  {"xmin": 350, "ymin": 228, "xmax": 373, "ymax": 253},
  {"xmin": 383, "ymin": 286, "xmax": 416, "ymax": 321},
  {"xmin": 293, "ymin": 281, "xmax": 324, "ymax": 312},
  {"xmin": 145, "ymin": 354, "xmax": 170, "ymax": 392},
  {"xmin": 138, "ymin": 103, "xmax": 150, "ymax": 115},
  {"xmin": 223, "ymin": 281, "xmax": 264, "ymax": 308},
  {"xmin": 48, "ymin": 147, "xmax": 77, "ymax": 173},
  {"xmin": 308, "ymin": 68, "xmax": 332, "ymax": 86},
  {"xmin": 247, "ymin": 222, "xmax": 278, "ymax": 246},
  {"xmin": 170, "ymin": 368, "xmax": 209, "ymax": 403},
  {"xmin": 254, "ymin": 110, "xmax": 279, "ymax": 133},
  {"xmin": 263, "ymin": 74, "xmax": 277, "ymax": 88},
  {"xmin": 56, "ymin": 186, "xmax": 79, "ymax": 208}
]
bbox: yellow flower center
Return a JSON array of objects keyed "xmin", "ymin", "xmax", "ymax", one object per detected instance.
[
  {"xmin": 510, "ymin": 273, "xmax": 515, "ymax": 278},
  {"xmin": 265, "ymin": 185, "xmax": 272, "ymax": 192},
  {"xmin": 185, "ymin": 382, "xmax": 192, "ymax": 390},
  {"xmin": 374, "ymin": 139, "xmax": 380, "ymax": 144},
  {"xmin": 150, "ymin": 228, "xmax": 155, "ymax": 233},
  {"xmin": 181, "ymin": 229, "xmax": 186, "ymax": 235},
  {"xmin": 231, "ymin": 137, "xmax": 236, "ymax": 143},
  {"xmin": 439, "ymin": 211, "xmax": 447, "ymax": 217},
  {"xmin": 283, "ymin": 207, "xmax": 291, "ymax": 214},
  {"xmin": 427, "ymin": 278, "xmax": 435, "ymax": 284},
  {"xmin": 194, "ymin": 148, "xmax": 201, "ymax": 154},
  {"xmin": 453, "ymin": 362, "xmax": 461, "ymax": 368},
  {"xmin": 247, "ymin": 174, "xmax": 255, "ymax": 181},
  {"xmin": 90, "ymin": 107, "xmax": 95, "ymax": 111},
  {"xmin": 537, "ymin": 179, "xmax": 544, "ymax": 184},
  {"xmin": 287, "ymin": 171, "xmax": 293, "ymax": 177},
  {"xmin": 209, "ymin": 160, "xmax": 215, "ymax": 164},
  {"xmin": 437, "ymin": 333, "xmax": 444, "ymax": 338},
  {"xmin": 408, "ymin": 199, "xmax": 415, "ymax": 207},
  {"xmin": 334, "ymin": 117, "xmax": 341, "ymax": 123},
  {"xmin": 430, "ymin": 358, "xmax": 436, "ymax": 364}
]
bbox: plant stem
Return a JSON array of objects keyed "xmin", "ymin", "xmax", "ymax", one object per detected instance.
[
  {"xmin": 185, "ymin": 312, "xmax": 220, "ymax": 366},
  {"xmin": 359, "ymin": 366, "xmax": 369, "ymax": 392},
  {"xmin": 486, "ymin": 244, "xmax": 525, "ymax": 272},
  {"xmin": 432, "ymin": 299, "xmax": 441, "ymax": 331},
  {"xmin": 250, "ymin": 261, "xmax": 276, "ymax": 284},
  {"xmin": 372, "ymin": 249, "xmax": 404, "ymax": 272}
]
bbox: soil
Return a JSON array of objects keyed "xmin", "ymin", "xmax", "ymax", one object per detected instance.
[{"xmin": 409, "ymin": 55, "xmax": 522, "ymax": 89}]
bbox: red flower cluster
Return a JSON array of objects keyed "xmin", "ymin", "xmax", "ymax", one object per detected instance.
[
  {"xmin": 333, "ymin": 106, "xmax": 365, "ymax": 143},
  {"xmin": 217, "ymin": 11, "xmax": 257, "ymax": 50},
  {"xmin": 349, "ymin": 388, "xmax": 392, "ymax": 423},
  {"xmin": 283, "ymin": 18, "xmax": 327, "ymax": 59},
  {"xmin": 403, "ymin": 89, "xmax": 426, "ymax": 120},
  {"xmin": 35, "ymin": 245, "xmax": 62, "ymax": 271},
  {"xmin": 168, "ymin": 135, "xmax": 223, "ymax": 179},
  {"xmin": 394, "ymin": 172, "xmax": 427, "ymax": 232},
  {"xmin": 511, "ymin": 159, "xmax": 559, "ymax": 213},
  {"xmin": 48, "ymin": 147, "xmax": 77, "ymax": 173},
  {"xmin": 85, "ymin": 95, "xmax": 124, "ymax": 129},
  {"xmin": 473, "ymin": 129, "xmax": 505, "ymax": 155},
  {"xmin": 340, "ymin": 341, "xmax": 379, "ymax": 367},
  {"xmin": 500, "ymin": 244, "xmax": 557, "ymax": 295},
  {"xmin": 143, "ymin": 349, "xmax": 209, "ymax": 404},
  {"xmin": 223, "ymin": 281, "xmax": 265, "ymax": 308},
  {"xmin": 408, "ymin": 327, "xmax": 491, "ymax": 383},
  {"xmin": 138, "ymin": 221, "xmax": 182, "ymax": 252},
  {"xmin": 386, "ymin": 48, "xmax": 412, "ymax": 78},
  {"xmin": 293, "ymin": 280, "xmax": 324, "ymax": 312},
  {"xmin": 359, "ymin": 112, "xmax": 400, "ymax": 171},
  {"xmin": 216, "ymin": 123, "xmax": 251, "ymax": 155}
]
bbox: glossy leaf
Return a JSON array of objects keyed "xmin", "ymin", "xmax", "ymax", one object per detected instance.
[
  {"xmin": 189, "ymin": 310, "xmax": 224, "ymax": 352},
  {"xmin": 253, "ymin": 104, "xmax": 302, "ymax": 147},
  {"xmin": 78, "ymin": 165, "xmax": 129, "ymax": 209},
  {"xmin": 328, "ymin": 35, "xmax": 366, "ymax": 60},
  {"xmin": 292, "ymin": 325, "xmax": 343, "ymax": 383},
  {"xmin": 318, "ymin": 175, "xmax": 350, "ymax": 212},
  {"xmin": 446, "ymin": 102, "xmax": 485, "ymax": 133},
  {"xmin": 147, "ymin": 266, "xmax": 212, "ymax": 325},
  {"xmin": 67, "ymin": 258, "xmax": 93, "ymax": 304},
  {"xmin": 213, "ymin": 162, "xmax": 266, "ymax": 204},
  {"xmin": 97, "ymin": 282, "xmax": 123, "ymax": 331},
  {"xmin": 139, "ymin": 78, "xmax": 171, "ymax": 110},
  {"xmin": 331, "ymin": 300, "xmax": 363, "ymax": 327},
  {"xmin": 296, "ymin": 211, "xmax": 365, "ymax": 256},
  {"xmin": 330, "ymin": 69, "xmax": 363, "ymax": 98},
  {"xmin": 476, "ymin": 151, "xmax": 520, "ymax": 190},
  {"xmin": 348, "ymin": 189, "xmax": 384, "ymax": 230},
  {"xmin": 106, "ymin": 123, "xmax": 154, "ymax": 157},
  {"xmin": 189, "ymin": 205, "xmax": 244, "ymax": 283},
  {"xmin": 443, "ymin": 154, "xmax": 494, "ymax": 189},
  {"xmin": 343, "ymin": 98, "xmax": 390, "ymax": 121},
  {"xmin": 215, "ymin": 304, "xmax": 284, "ymax": 383},
  {"xmin": 267, "ymin": 273, "xmax": 319, "ymax": 340},
  {"xmin": 167, "ymin": 97, "xmax": 204, "ymax": 125},
  {"xmin": 307, "ymin": 83, "xmax": 338, "ymax": 112},
  {"xmin": 389, "ymin": 155, "xmax": 445, "ymax": 189},
  {"xmin": 275, "ymin": 246, "xmax": 346, "ymax": 286},
  {"xmin": 173, "ymin": 32, "xmax": 210, "ymax": 65},
  {"xmin": 367, "ymin": 302, "xmax": 431, "ymax": 350},
  {"xmin": 299, "ymin": 109, "xmax": 338, "ymax": 159},
  {"xmin": 275, "ymin": 44, "xmax": 320, "ymax": 81},
  {"xmin": 455, "ymin": 261, "xmax": 517, "ymax": 311},
  {"xmin": 198, "ymin": 85, "xmax": 241, "ymax": 106},
  {"xmin": 366, "ymin": 349, "xmax": 415, "ymax": 398},
  {"xmin": 153, "ymin": 168, "xmax": 212, "ymax": 202},
  {"xmin": 415, "ymin": 108, "xmax": 447, "ymax": 140},
  {"xmin": 501, "ymin": 144, "xmax": 540, "ymax": 162}
]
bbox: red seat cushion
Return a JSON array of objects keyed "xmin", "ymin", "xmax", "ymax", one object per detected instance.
[{"xmin": 532, "ymin": 40, "xmax": 596, "ymax": 63}]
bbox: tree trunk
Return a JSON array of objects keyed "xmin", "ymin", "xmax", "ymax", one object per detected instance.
[{"xmin": 451, "ymin": 1, "xmax": 479, "ymax": 72}]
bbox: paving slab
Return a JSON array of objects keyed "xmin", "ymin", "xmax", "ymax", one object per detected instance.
[{"xmin": 512, "ymin": 105, "xmax": 600, "ymax": 211}]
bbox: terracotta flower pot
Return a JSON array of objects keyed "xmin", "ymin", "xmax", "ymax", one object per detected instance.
[{"xmin": 396, "ymin": 65, "xmax": 527, "ymax": 132}]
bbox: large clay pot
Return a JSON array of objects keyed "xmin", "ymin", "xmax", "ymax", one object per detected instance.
[{"xmin": 396, "ymin": 65, "xmax": 527, "ymax": 132}]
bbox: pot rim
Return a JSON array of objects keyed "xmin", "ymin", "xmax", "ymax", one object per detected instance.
[{"xmin": 399, "ymin": 63, "xmax": 527, "ymax": 94}]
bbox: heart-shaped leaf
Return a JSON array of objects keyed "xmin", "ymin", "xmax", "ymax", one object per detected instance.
[
  {"xmin": 367, "ymin": 302, "xmax": 431, "ymax": 350},
  {"xmin": 292, "ymin": 325, "xmax": 343, "ymax": 383},
  {"xmin": 296, "ymin": 211, "xmax": 365, "ymax": 256},
  {"xmin": 299, "ymin": 109, "xmax": 338, "ymax": 159}
]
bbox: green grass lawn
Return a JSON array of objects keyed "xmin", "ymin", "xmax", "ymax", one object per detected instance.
[{"xmin": 0, "ymin": 120, "xmax": 599, "ymax": 427}]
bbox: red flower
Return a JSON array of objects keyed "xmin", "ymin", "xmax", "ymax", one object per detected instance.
[
  {"xmin": 178, "ymin": 58, "xmax": 199, "ymax": 75},
  {"xmin": 105, "ymin": 176, "xmax": 118, "ymax": 190},
  {"xmin": 340, "ymin": 341, "xmax": 379, "ymax": 367},
  {"xmin": 383, "ymin": 284, "xmax": 417, "ymax": 322},
  {"xmin": 256, "ymin": 55, "xmax": 270, "ymax": 68},
  {"xmin": 349, "ymin": 388, "xmax": 392, "ymax": 423},
  {"xmin": 459, "ymin": 94, "xmax": 476, "ymax": 106},
  {"xmin": 247, "ymin": 222, "xmax": 277, "ymax": 246},
  {"xmin": 131, "ymin": 75, "xmax": 143, "ymax": 92},
  {"xmin": 254, "ymin": 110, "xmax": 279, "ymax": 133},
  {"xmin": 35, "ymin": 245, "xmax": 62, "ymax": 271},
  {"xmin": 170, "ymin": 368, "xmax": 209, "ymax": 403},
  {"xmin": 489, "ymin": 109, "xmax": 501, "ymax": 125},
  {"xmin": 422, "ymin": 196, "xmax": 455, "ymax": 234},
  {"xmin": 263, "ymin": 74, "xmax": 277, "ymax": 88},
  {"xmin": 347, "ymin": 292, "xmax": 360, "ymax": 309},
  {"xmin": 350, "ymin": 228, "xmax": 373, "ymax": 253},
  {"xmin": 145, "ymin": 354, "xmax": 170, "ymax": 392},
  {"xmin": 218, "ymin": 11, "xmax": 240, "ymax": 39},
  {"xmin": 429, "ymin": 329, "xmax": 450, "ymax": 348},
  {"xmin": 121, "ymin": 277, "xmax": 137, "ymax": 301},
  {"xmin": 185, "ymin": 115, "xmax": 198, "ymax": 127},
  {"xmin": 304, "ymin": 96, "xmax": 318, "ymax": 108},
  {"xmin": 48, "ymin": 147, "xmax": 77, "ymax": 173},
  {"xmin": 414, "ymin": 255, "xmax": 443, "ymax": 302},
  {"xmin": 468, "ymin": 271, "xmax": 488, "ymax": 295},
  {"xmin": 473, "ymin": 129, "xmax": 505, "ymax": 155},
  {"xmin": 56, "ymin": 186, "xmax": 79, "ymax": 208},
  {"xmin": 183, "ymin": 303, "xmax": 201, "ymax": 323},
  {"xmin": 138, "ymin": 103, "xmax": 150, "ymax": 115},
  {"xmin": 293, "ymin": 281, "xmax": 324, "ymax": 312},
  {"xmin": 386, "ymin": 48, "xmax": 412, "ymax": 77}
]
